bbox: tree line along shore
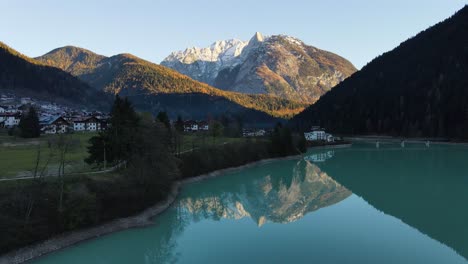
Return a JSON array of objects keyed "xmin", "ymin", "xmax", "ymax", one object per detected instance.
[{"xmin": 0, "ymin": 95, "xmax": 308, "ymax": 255}]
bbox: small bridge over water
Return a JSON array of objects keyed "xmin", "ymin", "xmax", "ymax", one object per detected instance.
[{"xmin": 349, "ymin": 138, "xmax": 432, "ymax": 148}]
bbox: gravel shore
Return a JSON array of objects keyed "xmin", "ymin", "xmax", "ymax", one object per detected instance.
[{"xmin": 0, "ymin": 154, "xmax": 305, "ymax": 264}]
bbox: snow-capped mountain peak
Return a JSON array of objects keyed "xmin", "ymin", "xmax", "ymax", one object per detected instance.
[
  {"xmin": 250, "ymin": 32, "xmax": 265, "ymax": 43},
  {"xmin": 161, "ymin": 35, "xmax": 261, "ymax": 84},
  {"xmin": 164, "ymin": 38, "xmax": 248, "ymax": 65},
  {"xmin": 161, "ymin": 32, "xmax": 356, "ymax": 103}
]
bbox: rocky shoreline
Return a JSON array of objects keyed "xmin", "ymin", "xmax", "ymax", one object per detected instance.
[
  {"xmin": 0, "ymin": 154, "xmax": 307, "ymax": 264},
  {"xmin": 3, "ymin": 135, "xmax": 467, "ymax": 263}
]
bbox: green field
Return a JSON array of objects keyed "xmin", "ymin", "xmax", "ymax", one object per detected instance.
[
  {"xmin": 180, "ymin": 133, "xmax": 248, "ymax": 152},
  {"xmin": 0, "ymin": 130, "xmax": 253, "ymax": 178},
  {"xmin": 0, "ymin": 131, "xmax": 98, "ymax": 178}
]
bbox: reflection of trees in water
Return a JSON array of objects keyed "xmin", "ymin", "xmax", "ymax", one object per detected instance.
[
  {"xmin": 84, "ymin": 147, "xmax": 468, "ymax": 264},
  {"xmin": 314, "ymin": 146, "xmax": 468, "ymax": 261},
  {"xmin": 144, "ymin": 159, "xmax": 352, "ymax": 263},
  {"xmin": 142, "ymin": 209, "xmax": 185, "ymax": 264},
  {"xmin": 177, "ymin": 159, "xmax": 351, "ymax": 226}
]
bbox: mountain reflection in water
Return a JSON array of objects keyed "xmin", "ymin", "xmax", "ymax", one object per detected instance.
[
  {"xmin": 33, "ymin": 145, "xmax": 468, "ymax": 264},
  {"xmin": 141, "ymin": 157, "xmax": 352, "ymax": 263},
  {"xmin": 177, "ymin": 158, "xmax": 350, "ymax": 226},
  {"xmin": 313, "ymin": 143, "xmax": 468, "ymax": 261}
]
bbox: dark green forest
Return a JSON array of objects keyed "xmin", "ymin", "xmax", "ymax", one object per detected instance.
[
  {"xmin": 0, "ymin": 96, "xmax": 305, "ymax": 254},
  {"xmin": 292, "ymin": 6, "xmax": 468, "ymax": 139}
]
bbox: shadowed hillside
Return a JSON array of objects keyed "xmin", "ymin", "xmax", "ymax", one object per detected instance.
[
  {"xmin": 291, "ymin": 6, "xmax": 468, "ymax": 139},
  {"xmin": 37, "ymin": 48, "xmax": 307, "ymax": 119},
  {"xmin": 0, "ymin": 42, "xmax": 110, "ymax": 108}
]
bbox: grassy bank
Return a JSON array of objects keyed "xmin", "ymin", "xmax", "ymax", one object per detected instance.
[
  {"xmin": 180, "ymin": 138, "xmax": 272, "ymax": 178},
  {"xmin": 0, "ymin": 134, "xmax": 301, "ymax": 256},
  {"xmin": 0, "ymin": 131, "xmax": 245, "ymax": 178},
  {"xmin": 0, "ymin": 131, "xmax": 98, "ymax": 178},
  {"xmin": 180, "ymin": 133, "xmax": 246, "ymax": 152}
]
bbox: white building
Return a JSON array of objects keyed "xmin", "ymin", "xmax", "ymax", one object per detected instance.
[
  {"xmin": 0, "ymin": 113, "xmax": 21, "ymax": 128},
  {"xmin": 0, "ymin": 106, "xmax": 19, "ymax": 114},
  {"xmin": 304, "ymin": 128, "xmax": 334, "ymax": 142},
  {"xmin": 255, "ymin": 129, "xmax": 266, "ymax": 137},
  {"xmin": 73, "ymin": 121, "xmax": 86, "ymax": 131},
  {"xmin": 243, "ymin": 128, "xmax": 267, "ymax": 137},
  {"xmin": 21, "ymin": 98, "xmax": 33, "ymax": 105},
  {"xmin": 40, "ymin": 116, "xmax": 70, "ymax": 134},
  {"xmin": 183, "ymin": 121, "xmax": 199, "ymax": 132},
  {"xmin": 72, "ymin": 116, "xmax": 105, "ymax": 132},
  {"xmin": 198, "ymin": 121, "xmax": 209, "ymax": 131},
  {"xmin": 41, "ymin": 104, "xmax": 60, "ymax": 111}
]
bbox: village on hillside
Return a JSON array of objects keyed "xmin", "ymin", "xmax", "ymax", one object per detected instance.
[
  {"xmin": 0, "ymin": 93, "xmax": 109, "ymax": 134},
  {"xmin": 0, "ymin": 93, "xmax": 273, "ymax": 138}
]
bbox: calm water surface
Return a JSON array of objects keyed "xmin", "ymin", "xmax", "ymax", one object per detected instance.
[{"xmin": 34, "ymin": 143, "xmax": 468, "ymax": 263}]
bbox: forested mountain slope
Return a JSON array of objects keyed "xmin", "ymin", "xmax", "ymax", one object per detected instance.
[{"xmin": 291, "ymin": 6, "xmax": 468, "ymax": 139}]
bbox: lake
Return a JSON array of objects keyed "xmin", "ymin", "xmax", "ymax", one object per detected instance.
[{"xmin": 34, "ymin": 143, "xmax": 468, "ymax": 263}]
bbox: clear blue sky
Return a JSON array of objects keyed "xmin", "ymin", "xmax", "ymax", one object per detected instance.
[{"xmin": 1, "ymin": 0, "xmax": 466, "ymax": 69}]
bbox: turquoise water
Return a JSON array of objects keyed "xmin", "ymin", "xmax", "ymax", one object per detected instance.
[{"xmin": 34, "ymin": 143, "xmax": 468, "ymax": 263}]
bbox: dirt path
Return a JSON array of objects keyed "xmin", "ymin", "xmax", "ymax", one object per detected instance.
[
  {"xmin": 1, "ymin": 140, "xmax": 41, "ymax": 147},
  {"xmin": 0, "ymin": 162, "xmax": 125, "ymax": 182},
  {"xmin": 0, "ymin": 154, "xmax": 301, "ymax": 264},
  {"xmin": 178, "ymin": 141, "xmax": 229, "ymax": 154}
]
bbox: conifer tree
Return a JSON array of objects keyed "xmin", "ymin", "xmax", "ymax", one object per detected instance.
[
  {"xmin": 174, "ymin": 115, "xmax": 184, "ymax": 132},
  {"xmin": 86, "ymin": 95, "xmax": 139, "ymax": 165},
  {"xmin": 19, "ymin": 107, "xmax": 40, "ymax": 138},
  {"xmin": 156, "ymin": 111, "xmax": 170, "ymax": 129}
]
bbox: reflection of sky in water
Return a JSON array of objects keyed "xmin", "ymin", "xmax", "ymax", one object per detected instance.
[{"xmin": 34, "ymin": 145, "xmax": 468, "ymax": 264}]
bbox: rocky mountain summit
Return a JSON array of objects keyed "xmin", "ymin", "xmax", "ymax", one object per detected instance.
[
  {"xmin": 163, "ymin": 39, "xmax": 248, "ymax": 84},
  {"xmin": 162, "ymin": 32, "xmax": 357, "ymax": 104},
  {"xmin": 36, "ymin": 46, "xmax": 307, "ymax": 119}
]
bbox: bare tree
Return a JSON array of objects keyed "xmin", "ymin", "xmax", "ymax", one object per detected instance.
[
  {"xmin": 56, "ymin": 134, "xmax": 71, "ymax": 214},
  {"xmin": 172, "ymin": 130, "xmax": 182, "ymax": 156},
  {"xmin": 24, "ymin": 144, "xmax": 54, "ymax": 224}
]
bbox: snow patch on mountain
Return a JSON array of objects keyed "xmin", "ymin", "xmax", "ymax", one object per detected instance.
[
  {"xmin": 161, "ymin": 32, "xmax": 356, "ymax": 103},
  {"xmin": 163, "ymin": 39, "xmax": 248, "ymax": 66},
  {"xmin": 161, "ymin": 33, "xmax": 273, "ymax": 85}
]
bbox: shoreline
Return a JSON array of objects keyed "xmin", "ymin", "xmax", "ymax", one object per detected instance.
[
  {"xmin": 4, "ymin": 139, "xmax": 468, "ymax": 263},
  {"xmin": 345, "ymin": 136, "xmax": 468, "ymax": 147},
  {"xmin": 0, "ymin": 153, "xmax": 308, "ymax": 264},
  {"xmin": 307, "ymin": 143, "xmax": 352, "ymax": 149}
]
